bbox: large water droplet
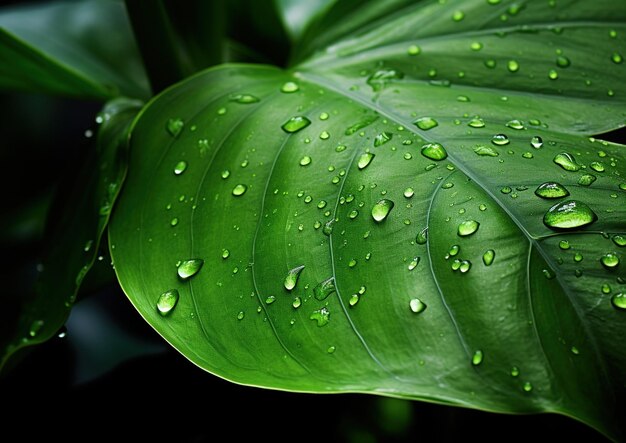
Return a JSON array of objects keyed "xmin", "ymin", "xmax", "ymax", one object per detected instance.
[
  {"xmin": 358, "ymin": 152, "xmax": 375, "ymax": 170},
  {"xmin": 473, "ymin": 145, "xmax": 499, "ymax": 157},
  {"xmin": 543, "ymin": 200, "xmax": 597, "ymax": 229},
  {"xmin": 491, "ymin": 134, "xmax": 510, "ymax": 146},
  {"xmin": 157, "ymin": 289, "xmax": 179, "ymax": 316},
  {"xmin": 414, "ymin": 117, "xmax": 438, "ymax": 130},
  {"xmin": 174, "ymin": 161, "xmax": 187, "ymax": 175},
  {"xmin": 468, "ymin": 117, "xmax": 485, "ymax": 128},
  {"xmin": 601, "ymin": 253, "xmax": 620, "ymax": 268},
  {"xmin": 166, "ymin": 118, "xmax": 184, "ymax": 138},
  {"xmin": 281, "ymin": 81, "xmax": 299, "ymax": 93},
  {"xmin": 282, "ymin": 116, "xmax": 311, "ymax": 133},
  {"xmin": 611, "ymin": 293, "xmax": 626, "ymax": 310},
  {"xmin": 232, "ymin": 184, "xmax": 248, "ymax": 196},
  {"xmin": 458, "ymin": 220, "xmax": 480, "ymax": 237},
  {"xmin": 483, "ymin": 249, "xmax": 495, "ymax": 266},
  {"xmin": 534, "ymin": 182, "xmax": 570, "ymax": 199},
  {"xmin": 553, "ymin": 152, "xmax": 581, "ymax": 171},
  {"xmin": 284, "ymin": 265, "xmax": 305, "ymax": 291},
  {"xmin": 408, "ymin": 257, "xmax": 420, "ymax": 270},
  {"xmin": 374, "ymin": 132, "xmax": 392, "ymax": 147},
  {"xmin": 578, "ymin": 174, "xmax": 596, "ymax": 186},
  {"xmin": 314, "ymin": 277, "xmax": 336, "ymax": 301},
  {"xmin": 371, "ymin": 199, "xmax": 394, "ymax": 222},
  {"xmin": 229, "ymin": 94, "xmax": 260, "ymax": 104},
  {"xmin": 310, "ymin": 307, "xmax": 330, "ymax": 326},
  {"xmin": 506, "ymin": 119, "xmax": 524, "ymax": 130},
  {"xmin": 409, "ymin": 298, "xmax": 427, "ymax": 314},
  {"xmin": 421, "ymin": 143, "xmax": 448, "ymax": 160},
  {"xmin": 404, "ymin": 187, "xmax": 415, "ymax": 198},
  {"xmin": 416, "ymin": 227, "xmax": 428, "ymax": 245},
  {"xmin": 177, "ymin": 259, "xmax": 204, "ymax": 279},
  {"xmin": 472, "ymin": 350, "xmax": 483, "ymax": 366},
  {"xmin": 590, "ymin": 161, "xmax": 605, "ymax": 172},
  {"xmin": 459, "ymin": 260, "xmax": 472, "ymax": 273},
  {"xmin": 613, "ymin": 235, "xmax": 626, "ymax": 247}
]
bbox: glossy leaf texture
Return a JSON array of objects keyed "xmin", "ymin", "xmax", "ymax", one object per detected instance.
[
  {"xmin": 0, "ymin": 0, "xmax": 149, "ymax": 100},
  {"xmin": 0, "ymin": 98, "xmax": 141, "ymax": 369},
  {"xmin": 110, "ymin": 0, "xmax": 626, "ymax": 438}
]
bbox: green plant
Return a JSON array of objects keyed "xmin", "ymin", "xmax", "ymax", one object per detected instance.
[{"xmin": 1, "ymin": 0, "xmax": 625, "ymax": 439}]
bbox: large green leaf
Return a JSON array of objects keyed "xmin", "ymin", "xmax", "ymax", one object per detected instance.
[
  {"xmin": 110, "ymin": 0, "xmax": 626, "ymax": 438},
  {"xmin": 0, "ymin": 0, "xmax": 149, "ymax": 100},
  {"xmin": 0, "ymin": 98, "xmax": 141, "ymax": 369}
]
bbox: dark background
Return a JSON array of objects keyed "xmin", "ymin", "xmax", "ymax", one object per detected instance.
[{"xmin": 1, "ymin": 91, "xmax": 621, "ymax": 442}]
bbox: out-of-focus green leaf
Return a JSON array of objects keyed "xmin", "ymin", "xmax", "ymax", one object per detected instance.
[
  {"xmin": 0, "ymin": 0, "xmax": 149, "ymax": 100},
  {"xmin": 275, "ymin": 0, "xmax": 334, "ymax": 42},
  {"xmin": 0, "ymin": 98, "xmax": 141, "ymax": 370}
]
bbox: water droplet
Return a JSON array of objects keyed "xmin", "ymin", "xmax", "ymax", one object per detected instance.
[
  {"xmin": 284, "ymin": 265, "xmax": 305, "ymax": 291},
  {"xmin": 601, "ymin": 252, "xmax": 620, "ymax": 268},
  {"xmin": 349, "ymin": 209, "xmax": 359, "ymax": 219},
  {"xmin": 320, "ymin": 130, "xmax": 330, "ymax": 140},
  {"xmin": 416, "ymin": 227, "xmax": 428, "ymax": 245},
  {"xmin": 459, "ymin": 260, "xmax": 472, "ymax": 273},
  {"xmin": 358, "ymin": 152, "xmax": 375, "ymax": 170},
  {"xmin": 571, "ymin": 346, "xmax": 579, "ymax": 355},
  {"xmin": 602, "ymin": 283, "xmax": 612, "ymax": 294},
  {"xmin": 485, "ymin": 59, "xmax": 497, "ymax": 69},
  {"xmin": 511, "ymin": 366, "xmax": 520, "ymax": 377},
  {"xmin": 507, "ymin": 60, "xmax": 520, "ymax": 72},
  {"xmin": 327, "ymin": 345, "xmax": 336, "ymax": 354},
  {"xmin": 170, "ymin": 217, "xmax": 179, "ymax": 227},
  {"xmin": 221, "ymin": 249, "xmax": 230, "ymax": 259},
  {"xmin": 523, "ymin": 381, "xmax": 533, "ymax": 392},
  {"xmin": 506, "ymin": 119, "xmax": 524, "ymax": 130},
  {"xmin": 166, "ymin": 118, "xmax": 184, "ymax": 137},
  {"xmin": 237, "ymin": 311, "xmax": 245, "ymax": 320},
  {"xmin": 522, "ymin": 152, "xmax": 534, "ymax": 159},
  {"xmin": 472, "ymin": 350, "xmax": 483, "ymax": 366},
  {"xmin": 483, "ymin": 249, "xmax": 495, "ymax": 266},
  {"xmin": 458, "ymin": 220, "xmax": 480, "ymax": 237},
  {"xmin": 414, "ymin": 117, "xmax": 438, "ymax": 130},
  {"xmin": 578, "ymin": 174, "xmax": 596, "ymax": 186},
  {"xmin": 232, "ymin": 184, "xmax": 247, "ymax": 196},
  {"xmin": 470, "ymin": 41, "xmax": 483, "ymax": 51},
  {"xmin": 553, "ymin": 152, "xmax": 581, "ymax": 171},
  {"xmin": 265, "ymin": 295, "xmax": 276, "ymax": 305},
  {"xmin": 174, "ymin": 161, "xmax": 187, "ymax": 175},
  {"xmin": 408, "ymin": 257, "xmax": 420, "ymax": 270},
  {"xmin": 28, "ymin": 319, "xmax": 44, "ymax": 337},
  {"xmin": 282, "ymin": 116, "xmax": 311, "ymax": 133},
  {"xmin": 468, "ymin": 117, "xmax": 485, "ymax": 128},
  {"xmin": 548, "ymin": 69, "xmax": 559, "ymax": 80},
  {"xmin": 611, "ymin": 293, "xmax": 626, "ymax": 310},
  {"xmin": 221, "ymin": 169, "xmax": 230, "ymax": 179},
  {"xmin": 452, "ymin": 10, "xmax": 465, "ymax": 21},
  {"xmin": 404, "ymin": 187, "xmax": 415, "ymax": 198},
  {"xmin": 556, "ymin": 55, "xmax": 571, "ymax": 68},
  {"xmin": 281, "ymin": 81, "xmax": 299, "ymax": 93},
  {"xmin": 367, "ymin": 69, "xmax": 404, "ymax": 92},
  {"xmin": 407, "ymin": 45, "xmax": 421, "ymax": 55},
  {"xmin": 442, "ymin": 182, "xmax": 454, "ymax": 189},
  {"xmin": 349, "ymin": 293, "xmax": 360, "ymax": 307},
  {"xmin": 530, "ymin": 136, "xmax": 543, "ymax": 148},
  {"xmin": 371, "ymin": 199, "xmax": 394, "ymax": 222},
  {"xmin": 473, "ymin": 145, "xmax": 499, "ymax": 157},
  {"xmin": 177, "ymin": 259, "xmax": 204, "ymax": 279},
  {"xmin": 611, "ymin": 52, "xmax": 623, "ymax": 64},
  {"xmin": 374, "ymin": 132, "xmax": 392, "ymax": 147},
  {"xmin": 534, "ymin": 182, "xmax": 570, "ymax": 199},
  {"xmin": 590, "ymin": 161, "xmax": 605, "ymax": 172},
  {"xmin": 558, "ymin": 240, "xmax": 570, "ymax": 250},
  {"xmin": 612, "ymin": 235, "xmax": 626, "ymax": 247},
  {"xmin": 314, "ymin": 277, "xmax": 336, "ymax": 301},
  {"xmin": 449, "ymin": 245, "xmax": 460, "ymax": 257},
  {"xmin": 310, "ymin": 307, "xmax": 330, "ymax": 326},
  {"xmin": 543, "ymin": 200, "xmax": 597, "ymax": 230},
  {"xmin": 574, "ymin": 252, "xmax": 583, "ymax": 262},
  {"xmin": 491, "ymin": 134, "xmax": 510, "ymax": 146},
  {"xmin": 409, "ymin": 298, "xmax": 427, "ymax": 314},
  {"xmin": 421, "ymin": 143, "xmax": 448, "ymax": 160},
  {"xmin": 323, "ymin": 219, "xmax": 334, "ymax": 236},
  {"xmin": 500, "ymin": 186, "xmax": 512, "ymax": 194},
  {"xmin": 229, "ymin": 94, "xmax": 260, "ymax": 104},
  {"xmin": 157, "ymin": 289, "xmax": 179, "ymax": 316}
]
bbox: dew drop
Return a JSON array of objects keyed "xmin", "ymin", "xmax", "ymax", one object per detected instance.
[
  {"xmin": 611, "ymin": 293, "xmax": 626, "ymax": 310},
  {"xmin": 491, "ymin": 134, "xmax": 510, "ymax": 146},
  {"xmin": 221, "ymin": 169, "xmax": 230, "ymax": 179},
  {"xmin": 459, "ymin": 260, "xmax": 472, "ymax": 273},
  {"xmin": 472, "ymin": 350, "xmax": 483, "ymax": 366},
  {"xmin": 523, "ymin": 382, "xmax": 533, "ymax": 392},
  {"xmin": 349, "ymin": 294, "xmax": 360, "ymax": 306},
  {"xmin": 612, "ymin": 235, "xmax": 626, "ymax": 247},
  {"xmin": 559, "ymin": 240, "xmax": 570, "ymax": 250},
  {"xmin": 284, "ymin": 265, "xmax": 305, "ymax": 291},
  {"xmin": 601, "ymin": 253, "xmax": 620, "ymax": 269},
  {"xmin": 166, "ymin": 118, "xmax": 184, "ymax": 138},
  {"xmin": 358, "ymin": 152, "xmax": 375, "ymax": 170},
  {"xmin": 530, "ymin": 136, "xmax": 543, "ymax": 148},
  {"xmin": 371, "ymin": 199, "xmax": 394, "ymax": 222},
  {"xmin": 468, "ymin": 117, "xmax": 485, "ymax": 128},
  {"xmin": 28, "ymin": 319, "xmax": 44, "ymax": 337},
  {"xmin": 416, "ymin": 227, "xmax": 428, "ymax": 245},
  {"xmin": 534, "ymin": 182, "xmax": 570, "ymax": 199},
  {"xmin": 556, "ymin": 55, "xmax": 570, "ymax": 68},
  {"xmin": 458, "ymin": 220, "xmax": 480, "ymax": 237},
  {"xmin": 449, "ymin": 245, "xmax": 460, "ymax": 257},
  {"xmin": 174, "ymin": 161, "xmax": 187, "ymax": 175},
  {"xmin": 511, "ymin": 366, "xmax": 520, "ymax": 377},
  {"xmin": 320, "ymin": 130, "xmax": 330, "ymax": 140},
  {"xmin": 473, "ymin": 145, "xmax": 499, "ymax": 157},
  {"xmin": 421, "ymin": 143, "xmax": 448, "ymax": 160},
  {"xmin": 553, "ymin": 152, "xmax": 581, "ymax": 171},
  {"xmin": 482, "ymin": 249, "xmax": 495, "ymax": 266},
  {"xmin": 404, "ymin": 187, "xmax": 415, "ymax": 198},
  {"xmin": 157, "ymin": 289, "xmax": 179, "ymax": 316},
  {"xmin": 590, "ymin": 161, "xmax": 605, "ymax": 172},
  {"xmin": 407, "ymin": 45, "xmax": 421, "ymax": 55},
  {"xmin": 548, "ymin": 69, "xmax": 559, "ymax": 80},
  {"xmin": 232, "ymin": 184, "xmax": 248, "ymax": 196},
  {"xmin": 314, "ymin": 277, "xmax": 336, "ymax": 301},
  {"xmin": 310, "ymin": 307, "xmax": 330, "ymax": 326},
  {"xmin": 229, "ymin": 94, "xmax": 260, "ymax": 104},
  {"xmin": 414, "ymin": 117, "xmax": 438, "ymax": 131},
  {"xmin": 578, "ymin": 174, "xmax": 596, "ymax": 186},
  {"xmin": 408, "ymin": 257, "xmax": 420, "ymax": 271},
  {"xmin": 222, "ymin": 249, "xmax": 230, "ymax": 259},
  {"xmin": 237, "ymin": 311, "xmax": 245, "ymax": 320},
  {"xmin": 265, "ymin": 295, "xmax": 276, "ymax": 305},
  {"xmin": 506, "ymin": 119, "xmax": 524, "ymax": 130},
  {"xmin": 611, "ymin": 52, "xmax": 624, "ymax": 64},
  {"xmin": 282, "ymin": 116, "xmax": 311, "ymax": 133},
  {"xmin": 281, "ymin": 81, "xmax": 299, "ymax": 93},
  {"xmin": 409, "ymin": 298, "xmax": 427, "ymax": 314},
  {"xmin": 543, "ymin": 200, "xmax": 597, "ymax": 230},
  {"xmin": 374, "ymin": 132, "xmax": 392, "ymax": 147},
  {"xmin": 507, "ymin": 60, "xmax": 520, "ymax": 72},
  {"xmin": 177, "ymin": 259, "xmax": 204, "ymax": 279}
]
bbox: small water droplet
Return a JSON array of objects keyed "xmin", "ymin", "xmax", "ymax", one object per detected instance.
[
  {"xmin": 483, "ymin": 249, "xmax": 495, "ymax": 266},
  {"xmin": 237, "ymin": 311, "xmax": 245, "ymax": 320},
  {"xmin": 232, "ymin": 184, "xmax": 248, "ymax": 196},
  {"xmin": 404, "ymin": 187, "xmax": 415, "ymax": 198},
  {"xmin": 601, "ymin": 252, "xmax": 620, "ymax": 269},
  {"xmin": 556, "ymin": 55, "xmax": 570, "ymax": 68},
  {"xmin": 543, "ymin": 200, "xmax": 597, "ymax": 230},
  {"xmin": 409, "ymin": 298, "xmax": 427, "ymax": 314},
  {"xmin": 170, "ymin": 217, "xmax": 179, "ymax": 227},
  {"xmin": 590, "ymin": 161, "xmax": 605, "ymax": 172},
  {"xmin": 371, "ymin": 199, "xmax": 394, "ymax": 222},
  {"xmin": 28, "ymin": 319, "xmax": 44, "ymax": 337},
  {"xmin": 507, "ymin": 60, "xmax": 520, "ymax": 72},
  {"xmin": 221, "ymin": 249, "xmax": 230, "ymax": 259},
  {"xmin": 177, "ymin": 259, "xmax": 204, "ymax": 279},
  {"xmin": 281, "ymin": 81, "xmax": 299, "ymax": 93},
  {"xmin": 407, "ymin": 45, "xmax": 421, "ymax": 55},
  {"xmin": 414, "ymin": 117, "xmax": 438, "ymax": 130},
  {"xmin": 157, "ymin": 289, "xmax": 179, "ymax": 316},
  {"xmin": 458, "ymin": 220, "xmax": 480, "ymax": 237},
  {"xmin": 349, "ymin": 209, "xmax": 359, "ymax": 219},
  {"xmin": 548, "ymin": 69, "xmax": 559, "ymax": 80},
  {"xmin": 574, "ymin": 252, "xmax": 583, "ymax": 262},
  {"xmin": 534, "ymin": 182, "xmax": 570, "ymax": 199},
  {"xmin": 553, "ymin": 152, "xmax": 581, "ymax": 171},
  {"xmin": 612, "ymin": 235, "xmax": 626, "ymax": 247},
  {"xmin": 611, "ymin": 293, "xmax": 626, "ymax": 310},
  {"xmin": 174, "ymin": 160, "xmax": 187, "ymax": 175},
  {"xmin": 558, "ymin": 240, "xmax": 570, "ymax": 250},
  {"xmin": 310, "ymin": 307, "xmax": 330, "ymax": 326},
  {"xmin": 530, "ymin": 136, "xmax": 543, "ymax": 149},
  {"xmin": 472, "ymin": 350, "xmax": 483, "ymax": 366},
  {"xmin": 511, "ymin": 366, "xmax": 520, "ymax": 377},
  {"xmin": 611, "ymin": 52, "xmax": 623, "ymax": 64},
  {"xmin": 452, "ymin": 10, "xmax": 465, "ymax": 21},
  {"xmin": 470, "ymin": 41, "xmax": 483, "ymax": 51},
  {"xmin": 578, "ymin": 174, "xmax": 596, "ymax": 186},
  {"xmin": 459, "ymin": 260, "xmax": 472, "ymax": 273},
  {"xmin": 421, "ymin": 143, "xmax": 448, "ymax": 160},
  {"xmin": 374, "ymin": 132, "xmax": 392, "ymax": 147},
  {"xmin": 323, "ymin": 219, "xmax": 334, "ymax": 236},
  {"xmin": 491, "ymin": 134, "xmax": 510, "ymax": 146},
  {"xmin": 473, "ymin": 145, "xmax": 499, "ymax": 157},
  {"xmin": 523, "ymin": 381, "xmax": 533, "ymax": 392},
  {"xmin": 448, "ymin": 244, "xmax": 460, "ymax": 257},
  {"xmin": 349, "ymin": 294, "xmax": 360, "ymax": 306},
  {"xmin": 468, "ymin": 117, "xmax": 485, "ymax": 128},
  {"xmin": 408, "ymin": 257, "xmax": 420, "ymax": 270},
  {"xmin": 320, "ymin": 130, "xmax": 330, "ymax": 140},
  {"xmin": 505, "ymin": 119, "xmax": 524, "ymax": 130},
  {"xmin": 416, "ymin": 227, "xmax": 428, "ymax": 245},
  {"xmin": 327, "ymin": 345, "xmax": 336, "ymax": 354},
  {"xmin": 166, "ymin": 118, "xmax": 184, "ymax": 137},
  {"xmin": 284, "ymin": 265, "xmax": 305, "ymax": 291},
  {"xmin": 358, "ymin": 152, "xmax": 375, "ymax": 170},
  {"xmin": 221, "ymin": 169, "xmax": 230, "ymax": 179},
  {"xmin": 570, "ymin": 346, "xmax": 579, "ymax": 355},
  {"xmin": 522, "ymin": 152, "xmax": 534, "ymax": 159},
  {"xmin": 602, "ymin": 283, "xmax": 612, "ymax": 294},
  {"xmin": 314, "ymin": 277, "xmax": 336, "ymax": 301},
  {"xmin": 229, "ymin": 94, "xmax": 260, "ymax": 104},
  {"xmin": 83, "ymin": 240, "xmax": 93, "ymax": 252},
  {"xmin": 282, "ymin": 116, "xmax": 311, "ymax": 133},
  {"xmin": 265, "ymin": 295, "xmax": 276, "ymax": 305}
]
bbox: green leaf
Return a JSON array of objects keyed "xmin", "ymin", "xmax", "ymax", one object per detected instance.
[
  {"xmin": 275, "ymin": 0, "xmax": 335, "ymax": 42},
  {"xmin": 110, "ymin": 1, "xmax": 626, "ymax": 438},
  {"xmin": 0, "ymin": 98, "xmax": 141, "ymax": 369},
  {"xmin": 0, "ymin": 1, "xmax": 149, "ymax": 100}
]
